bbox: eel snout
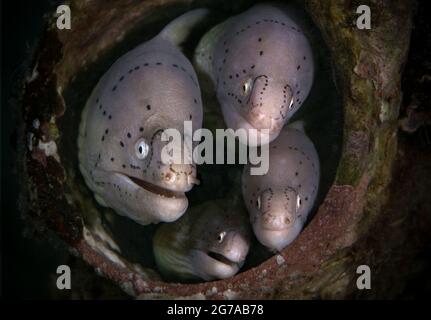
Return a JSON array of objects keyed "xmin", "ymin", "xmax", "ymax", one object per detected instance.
[{"xmin": 161, "ymin": 164, "xmax": 199, "ymax": 192}]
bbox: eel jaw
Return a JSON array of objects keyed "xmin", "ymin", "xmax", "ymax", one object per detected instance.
[
  {"xmin": 128, "ymin": 175, "xmax": 186, "ymax": 199},
  {"xmin": 191, "ymin": 250, "xmax": 242, "ymax": 281},
  {"xmin": 253, "ymin": 222, "xmax": 302, "ymax": 251},
  {"xmin": 205, "ymin": 251, "xmax": 243, "ymax": 279},
  {"xmin": 207, "ymin": 251, "xmax": 241, "ymax": 268},
  {"xmin": 111, "ymin": 173, "xmax": 189, "ymax": 224},
  {"xmin": 222, "ymin": 105, "xmax": 279, "ymax": 146}
]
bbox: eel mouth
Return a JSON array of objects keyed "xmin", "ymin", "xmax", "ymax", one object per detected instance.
[
  {"xmin": 227, "ymin": 108, "xmax": 279, "ymax": 145},
  {"xmin": 259, "ymin": 223, "xmax": 292, "ymax": 232},
  {"xmin": 207, "ymin": 251, "xmax": 238, "ymax": 267},
  {"xmin": 245, "ymin": 108, "xmax": 284, "ymax": 134},
  {"xmin": 258, "ymin": 224, "xmax": 292, "ymax": 233},
  {"xmin": 128, "ymin": 175, "xmax": 185, "ymax": 198}
]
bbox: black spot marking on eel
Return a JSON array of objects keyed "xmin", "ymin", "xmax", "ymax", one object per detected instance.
[{"xmin": 144, "ymin": 129, "xmax": 165, "ymax": 170}]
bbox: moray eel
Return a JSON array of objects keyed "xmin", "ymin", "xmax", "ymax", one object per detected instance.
[
  {"xmin": 194, "ymin": 3, "xmax": 314, "ymax": 145},
  {"xmin": 242, "ymin": 122, "xmax": 320, "ymax": 251},
  {"xmin": 153, "ymin": 200, "xmax": 251, "ymax": 281},
  {"xmin": 78, "ymin": 9, "xmax": 208, "ymax": 225}
]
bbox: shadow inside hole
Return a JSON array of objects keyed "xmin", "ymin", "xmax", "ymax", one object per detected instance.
[{"xmin": 57, "ymin": 0, "xmax": 342, "ymax": 283}]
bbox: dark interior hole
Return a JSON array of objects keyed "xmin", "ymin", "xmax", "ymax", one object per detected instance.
[{"xmin": 57, "ymin": 0, "xmax": 343, "ymax": 283}]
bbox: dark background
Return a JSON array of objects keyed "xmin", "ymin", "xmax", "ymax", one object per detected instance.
[
  {"xmin": 2, "ymin": 0, "xmax": 63, "ymax": 299},
  {"xmin": 1, "ymin": 0, "xmax": 430, "ymax": 299}
]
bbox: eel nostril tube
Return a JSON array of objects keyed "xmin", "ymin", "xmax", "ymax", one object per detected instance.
[
  {"xmin": 188, "ymin": 175, "xmax": 200, "ymax": 185},
  {"xmin": 164, "ymin": 172, "xmax": 176, "ymax": 183}
]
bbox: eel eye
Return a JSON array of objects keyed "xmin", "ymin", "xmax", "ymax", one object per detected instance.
[
  {"xmin": 135, "ymin": 138, "xmax": 149, "ymax": 160},
  {"xmin": 242, "ymin": 78, "xmax": 253, "ymax": 96},
  {"xmin": 296, "ymin": 195, "xmax": 302, "ymax": 210},
  {"xmin": 217, "ymin": 231, "xmax": 226, "ymax": 243},
  {"xmin": 288, "ymin": 98, "xmax": 294, "ymax": 109},
  {"xmin": 256, "ymin": 195, "xmax": 261, "ymax": 209}
]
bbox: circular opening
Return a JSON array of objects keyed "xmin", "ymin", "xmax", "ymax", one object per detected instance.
[{"xmin": 56, "ymin": 0, "xmax": 343, "ymax": 286}]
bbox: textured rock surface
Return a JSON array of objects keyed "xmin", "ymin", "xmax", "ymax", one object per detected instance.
[{"xmin": 18, "ymin": 0, "xmax": 418, "ymax": 298}]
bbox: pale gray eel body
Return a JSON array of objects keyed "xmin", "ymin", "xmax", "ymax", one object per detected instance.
[
  {"xmin": 78, "ymin": 10, "xmax": 207, "ymax": 225},
  {"xmin": 242, "ymin": 122, "xmax": 320, "ymax": 251},
  {"xmin": 195, "ymin": 4, "xmax": 314, "ymax": 145},
  {"xmin": 153, "ymin": 200, "xmax": 251, "ymax": 281}
]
